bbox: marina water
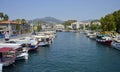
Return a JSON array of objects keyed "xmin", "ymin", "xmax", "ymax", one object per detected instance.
[{"xmin": 3, "ymin": 32, "xmax": 120, "ymax": 72}]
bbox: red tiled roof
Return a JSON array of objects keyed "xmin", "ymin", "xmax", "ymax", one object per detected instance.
[
  {"xmin": 0, "ymin": 47, "xmax": 13, "ymax": 52},
  {"xmin": 0, "ymin": 20, "xmax": 17, "ymax": 24}
]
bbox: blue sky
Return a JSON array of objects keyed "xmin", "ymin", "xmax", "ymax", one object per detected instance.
[{"xmin": 0, "ymin": 0, "xmax": 120, "ymax": 21}]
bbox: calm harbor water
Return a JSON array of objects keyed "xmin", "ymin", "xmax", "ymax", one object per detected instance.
[{"xmin": 3, "ymin": 32, "xmax": 120, "ymax": 72}]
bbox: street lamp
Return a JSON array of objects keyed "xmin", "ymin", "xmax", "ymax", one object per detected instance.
[{"xmin": 8, "ymin": 21, "xmax": 11, "ymax": 35}]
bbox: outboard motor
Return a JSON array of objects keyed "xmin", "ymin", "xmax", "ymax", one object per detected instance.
[
  {"xmin": 21, "ymin": 43, "xmax": 31, "ymax": 47},
  {"xmin": 21, "ymin": 43, "xmax": 26, "ymax": 47}
]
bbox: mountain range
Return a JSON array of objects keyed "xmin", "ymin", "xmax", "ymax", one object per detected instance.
[
  {"xmin": 28, "ymin": 16, "xmax": 99, "ymax": 24},
  {"xmin": 28, "ymin": 17, "xmax": 64, "ymax": 24}
]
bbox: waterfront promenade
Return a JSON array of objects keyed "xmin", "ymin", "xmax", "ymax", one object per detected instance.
[{"xmin": 0, "ymin": 33, "xmax": 31, "ymax": 42}]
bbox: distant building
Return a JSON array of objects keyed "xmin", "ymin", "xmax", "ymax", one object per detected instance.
[
  {"xmin": 0, "ymin": 20, "xmax": 19, "ymax": 34},
  {"xmin": 71, "ymin": 21, "xmax": 90, "ymax": 30},
  {"xmin": 91, "ymin": 20, "xmax": 101, "ymax": 25},
  {"xmin": 41, "ymin": 24, "xmax": 54, "ymax": 31},
  {"xmin": 71, "ymin": 22, "xmax": 80, "ymax": 30},
  {"xmin": 55, "ymin": 24, "xmax": 64, "ymax": 31},
  {"xmin": 0, "ymin": 20, "xmax": 30, "ymax": 34},
  {"xmin": 67, "ymin": 25, "xmax": 72, "ymax": 29}
]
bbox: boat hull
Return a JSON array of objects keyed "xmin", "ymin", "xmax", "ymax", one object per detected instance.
[
  {"xmin": 96, "ymin": 39, "xmax": 112, "ymax": 44},
  {"xmin": 111, "ymin": 41, "xmax": 120, "ymax": 50},
  {"xmin": 38, "ymin": 42, "xmax": 49, "ymax": 47},
  {"xmin": 0, "ymin": 56, "xmax": 16, "ymax": 66},
  {"xmin": 16, "ymin": 53, "xmax": 28, "ymax": 60}
]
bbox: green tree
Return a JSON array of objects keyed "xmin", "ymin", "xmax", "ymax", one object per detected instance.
[
  {"xmin": 100, "ymin": 14, "xmax": 116, "ymax": 31},
  {"xmin": 100, "ymin": 17, "xmax": 106, "ymax": 31},
  {"xmin": 21, "ymin": 19, "xmax": 26, "ymax": 24},
  {"xmin": 3, "ymin": 14, "xmax": 9, "ymax": 21},
  {"xmin": 15, "ymin": 19, "xmax": 22, "ymax": 34},
  {"xmin": 16, "ymin": 24, "xmax": 21, "ymax": 34},
  {"xmin": 100, "ymin": 9, "xmax": 120, "ymax": 32},
  {"xmin": 90, "ymin": 20, "xmax": 101, "ymax": 31},
  {"xmin": 113, "ymin": 10, "xmax": 120, "ymax": 32},
  {"xmin": 90, "ymin": 24, "xmax": 99, "ymax": 30},
  {"xmin": 37, "ymin": 20, "xmax": 42, "ymax": 32},
  {"xmin": 16, "ymin": 19, "xmax": 21, "ymax": 24},
  {"xmin": 0, "ymin": 12, "xmax": 4, "ymax": 21},
  {"xmin": 21, "ymin": 19, "xmax": 27, "ymax": 33},
  {"xmin": 33, "ymin": 25, "xmax": 37, "ymax": 32}
]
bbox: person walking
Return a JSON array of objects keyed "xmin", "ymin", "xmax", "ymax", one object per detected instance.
[{"xmin": 4, "ymin": 31, "xmax": 10, "ymax": 41}]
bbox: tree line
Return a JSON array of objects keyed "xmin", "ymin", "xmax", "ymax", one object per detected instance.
[
  {"xmin": 0, "ymin": 12, "xmax": 27, "ymax": 24},
  {"xmin": 0, "ymin": 12, "xmax": 9, "ymax": 21},
  {"xmin": 100, "ymin": 9, "xmax": 120, "ymax": 32}
]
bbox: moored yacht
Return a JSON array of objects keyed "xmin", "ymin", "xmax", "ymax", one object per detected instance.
[
  {"xmin": 32, "ymin": 35, "xmax": 51, "ymax": 47},
  {"xmin": 0, "ymin": 47, "xmax": 16, "ymax": 66},
  {"xmin": 86, "ymin": 31, "xmax": 97, "ymax": 39},
  {"xmin": 0, "ymin": 43, "xmax": 29, "ymax": 60},
  {"xmin": 111, "ymin": 36, "xmax": 120, "ymax": 50},
  {"xmin": 96, "ymin": 34, "xmax": 112, "ymax": 44},
  {"xmin": 8, "ymin": 37, "xmax": 39, "ymax": 51}
]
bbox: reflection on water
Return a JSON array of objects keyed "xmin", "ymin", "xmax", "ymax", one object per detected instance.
[{"xmin": 37, "ymin": 47, "xmax": 51, "ymax": 59}]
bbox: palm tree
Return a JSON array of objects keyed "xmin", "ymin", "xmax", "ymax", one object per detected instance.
[
  {"xmin": 16, "ymin": 19, "xmax": 22, "ymax": 34},
  {"xmin": 0, "ymin": 12, "xmax": 4, "ymax": 21},
  {"xmin": 16, "ymin": 19, "xmax": 21, "ymax": 24},
  {"xmin": 3, "ymin": 14, "xmax": 9, "ymax": 21},
  {"xmin": 21, "ymin": 19, "xmax": 26, "ymax": 24},
  {"xmin": 21, "ymin": 19, "xmax": 26, "ymax": 33}
]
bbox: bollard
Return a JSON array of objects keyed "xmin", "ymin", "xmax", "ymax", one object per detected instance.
[{"xmin": 0, "ymin": 64, "xmax": 2, "ymax": 72}]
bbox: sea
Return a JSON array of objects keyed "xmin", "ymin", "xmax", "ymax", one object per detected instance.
[{"xmin": 3, "ymin": 32, "xmax": 120, "ymax": 72}]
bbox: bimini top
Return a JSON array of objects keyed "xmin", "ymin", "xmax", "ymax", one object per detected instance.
[{"xmin": 0, "ymin": 47, "xmax": 13, "ymax": 52}]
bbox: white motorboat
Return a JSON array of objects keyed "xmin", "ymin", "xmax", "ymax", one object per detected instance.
[
  {"xmin": 8, "ymin": 37, "xmax": 39, "ymax": 51},
  {"xmin": 32, "ymin": 35, "xmax": 51, "ymax": 47},
  {"xmin": 111, "ymin": 39, "xmax": 120, "ymax": 50},
  {"xmin": 0, "ymin": 43, "xmax": 29, "ymax": 60},
  {"xmin": 96, "ymin": 34, "xmax": 112, "ymax": 44},
  {"xmin": 0, "ymin": 47, "xmax": 16, "ymax": 66}
]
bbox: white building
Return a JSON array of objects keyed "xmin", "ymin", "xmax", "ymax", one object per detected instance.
[
  {"xmin": 55, "ymin": 24, "xmax": 64, "ymax": 31},
  {"xmin": 91, "ymin": 21, "xmax": 101, "ymax": 25},
  {"xmin": 41, "ymin": 24, "xmax": 54, "ymax": 31},
  {"xmin": 71, "ymin": 21, "xmax": 90, "ymax": 30},
  {"xmin": 71, "ymin": 22, "xmax": 80, "ymax": 29}
]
